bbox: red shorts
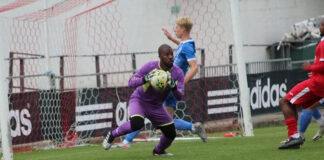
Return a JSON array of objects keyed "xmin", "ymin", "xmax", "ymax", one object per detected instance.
[{"xmin": 286, "ymin": 79, "xmax": 322, "ymax": 108}]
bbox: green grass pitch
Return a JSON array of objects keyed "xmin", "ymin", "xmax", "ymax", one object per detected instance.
[{"xmin": 7, "ymin": 123, "xmax": 324, "ymax": 160}]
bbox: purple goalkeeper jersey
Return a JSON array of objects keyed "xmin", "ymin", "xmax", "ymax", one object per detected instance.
[{"xmin": 128, "ymin": 61, "xmax": 184, "ymax": 106}]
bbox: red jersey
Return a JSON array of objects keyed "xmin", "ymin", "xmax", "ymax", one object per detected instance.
[{"xmin": 307, "ymin": 37, "xmax": 324, "ymax": 97}]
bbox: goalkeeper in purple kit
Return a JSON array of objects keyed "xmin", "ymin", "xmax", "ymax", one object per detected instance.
[
  {"xmin": 118, "ymin": 16, "xmax": 207, "ymax": 149},
  {"xmin": 102, "ymin": 44, "xmax": 184, "ymax": 156}
]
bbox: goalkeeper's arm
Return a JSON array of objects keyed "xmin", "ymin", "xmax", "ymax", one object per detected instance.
[
  {"xmin": 167, "ymin": 70, "xmax": 184, "ymax": 100},
  {"xmin": 128, "ymin": 62, "xmax": 156, "ymax": 88}
]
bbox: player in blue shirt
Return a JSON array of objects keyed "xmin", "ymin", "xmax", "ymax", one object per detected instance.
[
  {"xmin": 117, "ymin": 17, "xmax": 207, "ymax": 148},
  {"xmin": 162, "ymin": 18, "xmax": 206, "ymax": 139},
  {"xmin": 298, "ymin": 99, "xmax": 324, "ymax": 141}
]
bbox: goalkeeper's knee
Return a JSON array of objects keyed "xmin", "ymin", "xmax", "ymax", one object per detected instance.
[
  {"xmin": 160, "ymin": 123, "xmax": 176, "ymax": 140},
  {"xmin": 130, "ymin": 116, "xmax": 144, "ymax": 131}
]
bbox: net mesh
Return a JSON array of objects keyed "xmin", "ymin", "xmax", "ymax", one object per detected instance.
[
  {"xmin": 166, "ymin": 0, "xmax": 239, "ymax": 133},
  {"xmin": 0, "ymin": 0, "xmax": 37, "ymax": 13},
  {"xmin": 0, "ymin": 0, "xmax": 242, "ymax": 152}
]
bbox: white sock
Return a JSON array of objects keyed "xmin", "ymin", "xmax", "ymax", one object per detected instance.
[
  {"xmin": 291, "ymin": 133, "xmax": 300, "ymax": 138},
  {"xmin": 316, "ymin": 117, "xmax": 324, "ymax": 127},
  {"xmin": 191, "ymin": 124, "xmax": 195, "ymax": 132},
  {"xmin": 299, "ymin": 132, "xmax": 304, "ymax": 138},
  {"xmin": 122, "ymin": 139, "xmax": 131, "ymax": 144}
]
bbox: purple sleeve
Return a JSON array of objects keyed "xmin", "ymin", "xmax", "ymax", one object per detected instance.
[
  {"xmin": 172, "ymin": 68, "xmax": 185, "ymax": 100},
  {"xmin": 128, "ymin": 62, "xmax": 154, "ymax": 88}
]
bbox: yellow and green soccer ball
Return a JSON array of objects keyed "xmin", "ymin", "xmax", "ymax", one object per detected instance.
[{"xmin": 149, "ymin": 69, "xmax": 168, "ymax": 91}]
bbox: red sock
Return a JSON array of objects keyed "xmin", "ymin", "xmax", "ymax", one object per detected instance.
[{"xmin": 285, "ymin": 117, "xmax": 298, "ymax": 138}]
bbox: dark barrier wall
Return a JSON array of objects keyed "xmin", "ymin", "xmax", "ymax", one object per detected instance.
[
  {"xmin": 247, "ymin": 70, "xmax": 308, "ymax": 115},
  {"xmin": 184, "ymin": 75, "xmax": 239, "ymax": 122},
  {"xmin": 9, "ymin": 92, "xmax": 42, "ymax": 144},
  {"xmin": 8, "ymin": 69, "xmax": 309, "ymax": 143},
  {"xmin": 76, "ymin": 87, "xmax": 134, "ymax": 137}
]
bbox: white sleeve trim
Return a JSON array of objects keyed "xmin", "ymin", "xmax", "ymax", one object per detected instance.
[
  {"xmin": 320, "ymin": 58, "xmax": 324, "ymax": 62},
  {"xmin": 187, "ymin": 58, "xmax": 197, "ymax": 61},
  {"xmin": 182, "ymin": 39, "xmax": 195, "ymax": 44}
]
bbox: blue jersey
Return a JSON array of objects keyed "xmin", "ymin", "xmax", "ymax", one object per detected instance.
[{"xmin": 174, "ymin": 39, "xmax": 196, "ymax": 75}]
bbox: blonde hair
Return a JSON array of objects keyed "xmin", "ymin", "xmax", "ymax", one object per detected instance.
[{"xmin": 176, "ymin": 17, "xmax": 193, "ymax": 33}]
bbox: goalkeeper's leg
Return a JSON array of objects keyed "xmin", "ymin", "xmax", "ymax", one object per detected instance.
[
  {"xmin": 117, "ymin": 129, "xmax": 142, "ymax": 148},
  {"xmin": 102, "ymin": 116, "xmax": 144, "ymax": 150},
  {"xmin": 153, "ymin": 123, "xmax": 176, "ymax": 156}
]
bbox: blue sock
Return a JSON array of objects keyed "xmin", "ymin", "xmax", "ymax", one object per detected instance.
[
  {"xmin": 174, "ymin": 119, "xmax": 193, "ymax": 130},
  {"xmin": 124, "ymin": 129, "xmax": 141, "ymax": 143},
  {"xmin": 298, "ymin": 109, "xmax": 313, "ymax": 133},
  {"xmin": 312, "ymin": 107, "xmax": 322, "ymax": 120}
]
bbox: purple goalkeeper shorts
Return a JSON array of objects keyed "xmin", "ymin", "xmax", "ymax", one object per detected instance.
[{"xmin": 129, "ymin": 98, "xmax": 173, "ymax": 127}]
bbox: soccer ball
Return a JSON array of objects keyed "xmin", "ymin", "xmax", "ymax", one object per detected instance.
[{"xmin": 149, "ymin": 70, "xmax": 168, "ymax": 91}]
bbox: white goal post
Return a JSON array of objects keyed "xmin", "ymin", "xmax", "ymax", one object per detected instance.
[
  {"xmin": 0, "ymin": 17, "xmax": 14, "ymax": 160},
  {"xmin": 229, "ymin": 0, "xmax": 254, "ymax": 136}
]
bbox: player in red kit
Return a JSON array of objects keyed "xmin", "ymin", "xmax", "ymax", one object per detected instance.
[{"xmin": 278, "ymin": 20, "xmax": 324, "ymax": 149}]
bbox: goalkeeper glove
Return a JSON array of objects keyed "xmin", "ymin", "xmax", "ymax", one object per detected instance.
[
  {"xmin": 166, "ymin": 71, "xmax": 177, "ymax": 89},
  {"xmin": 143, "ymin": 69, "xmax": 157, "ymax": 82}
]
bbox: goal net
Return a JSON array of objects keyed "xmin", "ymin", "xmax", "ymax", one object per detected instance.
[
  {"xmin": 0, "ymin": 0, "xmax": 247, "ymax": 153},
  {"xmin": 166, "ymin": 0, "xmax": 240, "ymax": 134}
]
